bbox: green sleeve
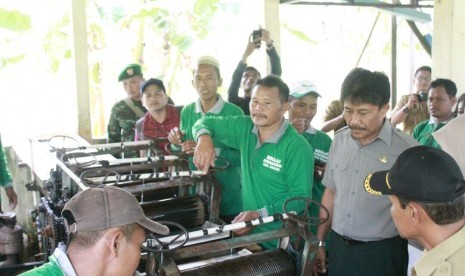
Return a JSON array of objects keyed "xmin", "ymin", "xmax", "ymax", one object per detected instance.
[
  {"xmin": 193, "ymin": 116, "xmax": 249, "ymax": 150},
  {"xmin": 412, "ymin": 121, "xmax": 423, "ymax": 141},
  {"xmin": 0, "ymin": 134, "xmax": 12, "ymax": 187}
]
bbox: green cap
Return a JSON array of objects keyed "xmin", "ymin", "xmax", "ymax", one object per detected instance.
[{"xmin": 118, "ymin": 64, "xmax": 142, "ymax": 81}]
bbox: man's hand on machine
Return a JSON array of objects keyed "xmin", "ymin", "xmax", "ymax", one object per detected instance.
[
  {"xmin": 231, "ymin": 211, "xmax": 260, "ymax": 235},
  {"xmin": 193, "ymin": 134, "xmax": 216, "ymax": 174}
]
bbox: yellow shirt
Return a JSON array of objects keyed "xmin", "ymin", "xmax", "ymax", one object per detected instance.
[
  {"xmin": 412, "ymin": 226, "xmax": 465, "ymax": 276},
  {"xmin": 393, "ymin": 95, "xmax": 429, "ymax": 135}
]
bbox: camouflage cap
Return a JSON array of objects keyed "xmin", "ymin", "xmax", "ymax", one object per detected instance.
[{"xmin": 118, "ymin": 64, "xmax": 143, "ymax": 82}]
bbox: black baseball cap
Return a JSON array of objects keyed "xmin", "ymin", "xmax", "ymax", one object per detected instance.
[
  {"xmin": 140, "ymin": 78, "xmax": 166, "ymax": 96},
  {"xmin": 364, "ymin": 146, "xmax": 465, "ymax": 203}
]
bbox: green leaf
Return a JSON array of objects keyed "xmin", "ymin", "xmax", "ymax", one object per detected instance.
[
  {"xmin": 4, "ymin": 55, "xmax": 26, "ymax": 65},
  {"xmin": 0, "ymin": 8, "xmax": 31, "ymax": 32},
  {"xmin": 282, "ymin": 23, "xmax": 317, "ymax": 44}
]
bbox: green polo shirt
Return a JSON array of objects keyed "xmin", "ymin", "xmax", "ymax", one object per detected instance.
[
  {"xmin": 193, "ymin": 116, "xmax": 313, "ymax": 249},
  {"xmin": 20, "ymin": 248, "xmax": 72, "ymax": 276},
  {"xmin": 413, "ymin": 118, "xmax": 450, "ymax": 148},
  {"xmin": 180, "ymin": 95, "xmax": 243, "ymax": 217},
  {"xmin": 301, "ymin": 125, "xmax": 332, "ymax": 234}
]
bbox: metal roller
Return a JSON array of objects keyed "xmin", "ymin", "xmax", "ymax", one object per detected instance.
[
  {"xmin": 141, "ymin": 196, "xmax": 207, "ymax": 229},
  {"xmin": 180, "ymin": 249, "xmax": 295, "ymax": 276}
]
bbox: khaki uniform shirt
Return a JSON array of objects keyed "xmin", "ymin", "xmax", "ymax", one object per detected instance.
[
  {"xmin": 433, "ymin": 115, "xmax": 465, "ymax": 176},
  {"xmin": 393, "ymin": 95, "xmax": 429, "ymax": 135},
  {"xmin": 412, "ymin": 226, "xmax": 465, "ymax": 276}
]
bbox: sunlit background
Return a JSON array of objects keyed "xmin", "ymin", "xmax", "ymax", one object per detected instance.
[{"xmin": 0, "ymin": 0, "xmax": 432, "ymax": 145}]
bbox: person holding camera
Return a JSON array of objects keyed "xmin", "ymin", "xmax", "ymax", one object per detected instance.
[
  {"xmin": 413, "ymin": 78, "xmax": 457, "ymax": 148},
  {"xmin": 391, "ymin": 66, "xmax": 431, "ymax": 135},
  {"xmin": 227, "ymin": 28, "xmax": 282, "ymax": 115}
]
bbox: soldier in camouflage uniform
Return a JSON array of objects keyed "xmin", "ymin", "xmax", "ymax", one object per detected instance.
[{"xmin": 107, "ymin": 64, "xmax": 147, "ymax": 158}]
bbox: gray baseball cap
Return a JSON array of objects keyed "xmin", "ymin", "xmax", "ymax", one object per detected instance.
[{"xmin": 62, "ymin": 186, "xmax": 169, "ymax": 235}]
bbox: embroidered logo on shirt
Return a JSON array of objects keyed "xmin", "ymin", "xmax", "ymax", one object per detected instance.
[
  {"xmin": 314, "ymin": 149, "xmax": 329, "ymax": 162},
  {"xmin": 263, "ymin": 155, "xmax": 282, "ymax": 172},
  {"xmin": 379, "ymin": 156, "xmax": 388, "ymax": 164}
]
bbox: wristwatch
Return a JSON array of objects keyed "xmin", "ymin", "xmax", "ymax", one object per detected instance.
[
  {"xmin": 402, "ymin": 106, "xmax": 409, "ymax": 114},
  {"xmin": 318, "ymin": 240, "xmax": 326, "ymax": 248}
]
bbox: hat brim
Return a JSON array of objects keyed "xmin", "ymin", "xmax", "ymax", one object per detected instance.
[
  {"xmin": 291, "ymin": 91, "xmax": 321, "ymax": 99},
  {"xmin": 138, "ymin": 217, "xmax": 170, "ymax": 235},
  {"xmin": 364, "ymin": 170, "xmax": 393, "ymax": 196}
]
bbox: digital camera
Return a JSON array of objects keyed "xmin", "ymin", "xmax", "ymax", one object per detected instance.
[
  {"xmin": 251, "ymin": 29, "xmax": 262, "ymax": 48},
  {"xmin": 417, "ymin": 91, "xmax": 428, "ymax": 102}
]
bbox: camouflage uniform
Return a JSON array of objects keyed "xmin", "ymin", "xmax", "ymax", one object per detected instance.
[{"xmin": 107, "ymin": 99, "xmax": 147, "ymax": 158}]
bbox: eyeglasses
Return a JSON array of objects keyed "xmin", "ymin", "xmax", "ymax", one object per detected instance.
[{"xmin": 416, "ymin": 76, "xmax": 431, "ymax": 82}]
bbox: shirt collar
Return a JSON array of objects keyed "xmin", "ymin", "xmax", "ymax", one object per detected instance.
[
  {"xmin": 305, "ymin": 124, "xmax": 317, "ymax": 135},
  {"xmin": 195, "ymin": 94, "xmax": 225, "ymax": 115},
  {"xmin": 413, "ymin": 226, "xmax": 465, "ymax": 276},
  {"xmin": 252, "ymin": 119, "xmax": 289, "ymax": 148},
  {"xmin": 428, "ymin": 114, "xmax": 454, "ymax": 125},
  {"xmin": 353, "ymin": 119, "xmax": 392, "ymax": 146},
  {"xmin": 51, "ymin": 247, "xmax": 77, "ymax": 276},
  {"xmin": 376, "ymin": 119, "xmax": 393, "ymax": 145}
]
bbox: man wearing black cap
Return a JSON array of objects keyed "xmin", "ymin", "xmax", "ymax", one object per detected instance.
[
  {"xmin": 314, "ymin": 68, "xmax": 418, "ymax": 276},
  {"xmin": 20, "ymin": 186, "xmax": 169, "ymax": 275},
  {"xmin": 107, "ymin": 64, "xmax": 147, "ymax": 158},
  {"xmin": 365, "ymin": 146, "xmax": 465, "ymax": 276},
  {"xmin": 135, "ymin": 78, "xmax": 180, "ymax": 156}
]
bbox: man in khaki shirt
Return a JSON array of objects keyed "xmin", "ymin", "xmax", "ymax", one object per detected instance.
[
  {"xmin": 365, "ymin": 146, "xmax": 465, "ymax": 276},
  {"xmin": 391, "ymin": 66, "xmax": 431, "ymax": 135}
]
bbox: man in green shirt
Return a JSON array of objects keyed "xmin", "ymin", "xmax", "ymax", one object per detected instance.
[
  {"xmin": 168, "ymin": 56, "xmax": 243, "ymax": 223},
  {"xmin": 192, "ymin": 75, "xmax": 313, "ymax": 249},
  {"xmin": 413, "ymin": 78, "xmax": 457, "ymax": 148},
  {"xmin": 288, "ymin": 81, "xmax": 332, "ymax": 234},
  {"xmin": 0, "ymin": 134, "xmax": 17, "ymax": 211}
]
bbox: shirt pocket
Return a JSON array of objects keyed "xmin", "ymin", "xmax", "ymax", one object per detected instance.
[{"xmin": 328, "ymin": 158, "xmax": 350, "ymax": 189}]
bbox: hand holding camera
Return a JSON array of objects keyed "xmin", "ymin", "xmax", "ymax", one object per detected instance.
[
  {"xmin": 416, "ymin": 91, "xmax": 428, "ymax": 102},
  {"xmin": 249, "ymin": 27, "xmax": 272, "ymax": 49},
  {"xmin": 406, "ymin": 91, "xmax": 428, "ymax": 110},
  {"xmin": 250, "ymin": 28, "xmax": 262, "ymax": 49}
]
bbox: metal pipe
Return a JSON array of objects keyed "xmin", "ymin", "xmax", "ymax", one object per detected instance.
[
  {"xmin": 84, "ymin": 170, "xmax": 206, "ymax": 183},
  {"xmin": 150, "ymin": 213, "xmax": 291, "ymax": 246}
]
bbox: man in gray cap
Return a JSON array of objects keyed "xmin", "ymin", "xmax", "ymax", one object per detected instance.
[
  {"xmin": 21, "ymin": 186, "xmax": 169, "ymax": 275},
  {"xmin": 364, "ymin": 146, "xmax": 465, "ymax": 276}
]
